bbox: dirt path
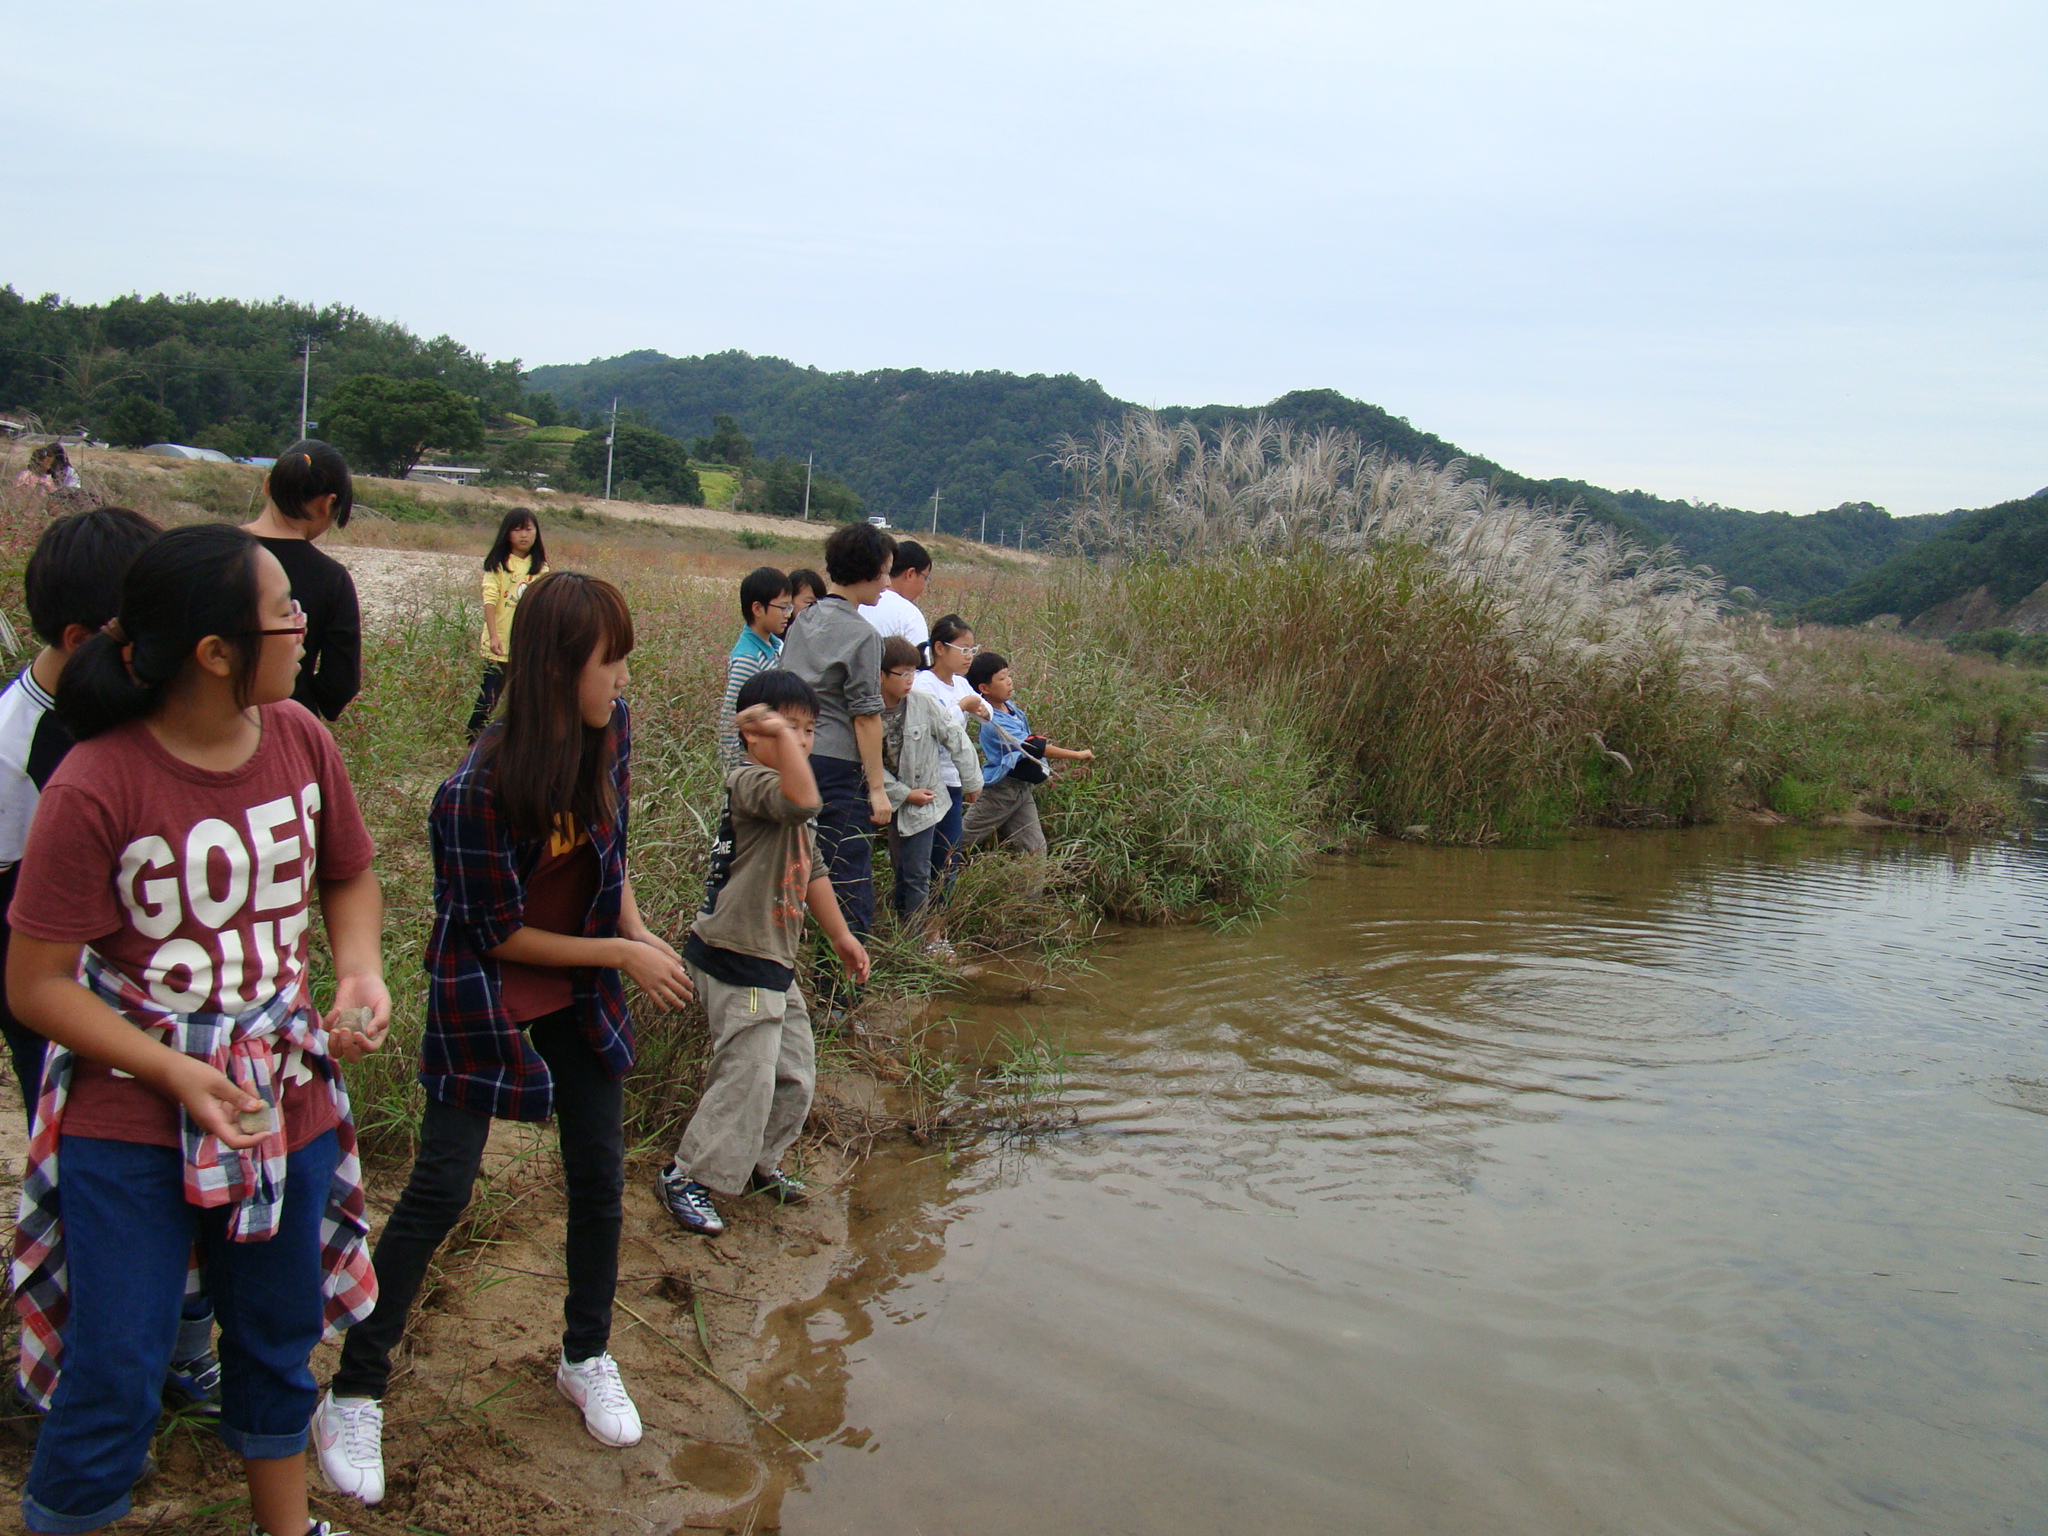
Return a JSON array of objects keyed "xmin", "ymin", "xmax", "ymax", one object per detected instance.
[{"xmin": 326, "ymin": 545, "xmax": 475, "ymax": 626}]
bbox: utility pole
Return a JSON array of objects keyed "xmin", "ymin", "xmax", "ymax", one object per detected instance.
[
  {"xmin": 604, "ymin": 397, "xmax": 618, "ymax": 501},
  {"xmin": 980, "ymin": 509, "xmax": 987, "ymax": 544},
  {"xmin": 929, "ymin": 486, "xmax": 941, "ymax": 535},
  {"xmin": 801, "ymin": 452, "xmax": 813, "ymax": 521},
  {"xmin": 297, "ymin": 337, "xmax": 318, "ymax": 440}
]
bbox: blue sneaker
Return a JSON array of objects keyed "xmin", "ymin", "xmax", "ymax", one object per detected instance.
[
  {"xmin": 164, "ymin": 1351, "xmax": 222, "ymax": 1417},
  {"xmin": 655, "ymin": 1165, "xmax": 725, "ymax": 1236}
]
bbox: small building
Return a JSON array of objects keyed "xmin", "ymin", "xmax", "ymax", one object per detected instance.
[{"xmin": 408, "ymin": 464, "xmax": 488, "ymax": 487}]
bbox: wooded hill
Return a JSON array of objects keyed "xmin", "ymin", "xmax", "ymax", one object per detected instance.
[
  {"xmin": 5, "ymin": 284, "xmax": 2031, "ymax": 615},
  {"xmin": 529, "ymin": 349, "xmax": 1989, "ymax": 608},
  {"xmin": 1802, "ymin": 492, "xmax": 2048, "ymax": 631}
]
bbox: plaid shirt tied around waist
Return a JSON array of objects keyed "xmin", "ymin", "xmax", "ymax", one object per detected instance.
[
  {"xmin": 422, "ymin": 700, "xmax": 634, "ymax": 1122},
  {"xmin": 12, "ymin": 953, "xmax": 376, "ymax": 1409}
]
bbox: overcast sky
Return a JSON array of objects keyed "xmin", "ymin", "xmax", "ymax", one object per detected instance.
[{"xmin": 10, "ymin": 0, "xmax": 2042, "ymax": 514}]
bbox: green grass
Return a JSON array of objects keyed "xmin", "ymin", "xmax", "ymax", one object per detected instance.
[
  {"xmin": 524, "ymin": 425, "xmax": 589, "ymax": 444},
  {"xmin": 697, "ymin": 469, "xmax": 738, "ymax": 509}
]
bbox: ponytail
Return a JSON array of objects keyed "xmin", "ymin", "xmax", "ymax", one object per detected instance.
[
  {"xmin": 57, "ymin": 524, "xmax": 264, "ymax": 740},
  {"xmin": 266, "ymin": 439, "xmax": 353, "ymax": 528}
]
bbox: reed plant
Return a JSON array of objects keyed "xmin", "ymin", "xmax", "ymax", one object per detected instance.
[{"xmin": 1047, "ymin": 414, "xmax": 2038, "ymax": 838}]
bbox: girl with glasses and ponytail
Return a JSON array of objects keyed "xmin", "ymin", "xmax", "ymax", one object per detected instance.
[
  {"xmin": 6, "ymin": 523, "xmax": 389, "ymax": 1536},
  {"xmin": 911, "ymin": 613, "xmax": 992, "ymax": 907}
]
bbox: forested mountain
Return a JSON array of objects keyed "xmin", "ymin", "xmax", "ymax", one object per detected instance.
[
  {"xmin": 0, "ymin": 286, "xmax": 525, "ymax": 458},
  {"xmin": 5, "ymin": 284, "xmax": 2026, "ymax": 613},
  {"xmin": 1802, "ymin": 493, "xmax": 2048, "ymax": 628},
  {"xmin": 527, "ymin": 351, "xmax": 1121, "ymax": 543},
  {"xmin": 1605, "ymin": 497, "xmax": 1959, "ymax": 607},
  {"xmin": 533, "ymin": 349, "xmax": 1980, "ymax": 605}
]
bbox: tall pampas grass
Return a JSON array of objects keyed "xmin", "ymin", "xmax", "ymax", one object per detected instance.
[{"xmin": 1051, "ymin": 413, "xmax": 1767, "ymax": 838}]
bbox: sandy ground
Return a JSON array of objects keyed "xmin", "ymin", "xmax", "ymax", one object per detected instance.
[
  {"xmin": 0, "ymin": 1069, "xmax": 894, "ymax": 1535},
  {"xmin": 325, "ymin": 545, "xmax": 475, "ymax": 626}
]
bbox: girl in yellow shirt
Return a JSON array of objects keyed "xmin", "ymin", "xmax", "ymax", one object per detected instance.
[{"xmin": 467, "ymin": 510, "xmax": 550, "ymax": 739}]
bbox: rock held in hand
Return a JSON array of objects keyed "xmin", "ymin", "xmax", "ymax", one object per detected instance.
[
  {"xmin": 236, "ymin": 1104, "xmax": 274, "ymax": 1137},
  {"xmin": 334, "ymin": 1006, "xmax": 373, "ymax": 1035}
]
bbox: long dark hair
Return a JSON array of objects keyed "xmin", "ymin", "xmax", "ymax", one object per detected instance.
[
  {"xmin": 482, "ymin": 571, "xmax": 634, "ymax": 841},
  {"xmin": 483, "ymin": 508, "xmax": 545, "ymax": 574},
  {"xmin": 57, "ymin": 524, "xmax": 264, "ymax": 740},
  {"xmin": 267, "ymin": 439, "xmax": 353, "ymax": 528}
]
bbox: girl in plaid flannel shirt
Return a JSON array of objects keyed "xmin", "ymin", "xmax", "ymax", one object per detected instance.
[
  {"xmin": 316, "ymin": 573, "xmax": 692, "ymax": 1506},
  {"xmin": 7, "ymin": 524, "xmax": 388, "ymax": 1536}
]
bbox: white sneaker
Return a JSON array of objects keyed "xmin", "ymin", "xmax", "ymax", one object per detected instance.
[
  {"xmin": 311, "ymin": 1391, "xmax": 385, "ymax": 1506},
  {"xmin": 555, "ymin": 1351, "xmax": 642, "ymax": 1447}
]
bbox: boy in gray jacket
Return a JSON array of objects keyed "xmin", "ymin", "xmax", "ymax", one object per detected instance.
[
  {"xmin": 877, "ymin": 635, "xmax": 982, "ymax": 924},
  {"xmin": 656, "ymin": 670, "xmax": 871, "ymax": 1238}
]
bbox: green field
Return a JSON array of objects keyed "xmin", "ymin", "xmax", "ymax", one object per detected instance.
[{"xmin": 695, "ymin": 468, "xmax": 737, "ymax": 508}]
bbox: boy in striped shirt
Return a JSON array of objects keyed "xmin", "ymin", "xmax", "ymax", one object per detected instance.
[{"xmin": 717, "ymin": 567, "xmax": 794, "ymax": 767}]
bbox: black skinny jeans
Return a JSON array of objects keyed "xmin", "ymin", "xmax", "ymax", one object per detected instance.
[{"xmin": 331, "ymin": 1009, "xmax": 623, "ymax": 1399}]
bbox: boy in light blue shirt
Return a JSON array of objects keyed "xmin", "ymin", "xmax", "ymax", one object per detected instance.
[
  {"xmin": 718, "ymin": 567, "xmax": 794, "ymax": 767},
  {"xmin": 959, "ymin": 650, "xmax": 1094, "ymax": 854}
]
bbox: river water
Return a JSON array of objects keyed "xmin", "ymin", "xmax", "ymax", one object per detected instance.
[{"xmin": 728, "ymin": 827, "xmax": 2048, "ymax": 1534}]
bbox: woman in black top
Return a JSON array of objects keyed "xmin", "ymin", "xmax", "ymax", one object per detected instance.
[{"xmin": 244, "ymin": 439, "xmax": 362, "ymax": 719}]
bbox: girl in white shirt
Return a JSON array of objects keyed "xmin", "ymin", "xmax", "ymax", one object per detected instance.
[{"xmin": 911, "ymin": 614, "xmax": 992, "ymax": 896}]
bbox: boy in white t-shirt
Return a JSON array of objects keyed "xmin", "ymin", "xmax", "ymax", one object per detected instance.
[{"xmin": 858, "ymin": 539, "xmax": 931, "ymax": 645}]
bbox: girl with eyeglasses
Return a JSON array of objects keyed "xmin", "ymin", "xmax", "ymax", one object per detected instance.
[
  {"xmin": 7, "ymin": 523, "xmax": 389, "ymax": 1536},
  {"xmin": 912, "ymin": 614, "xmax": 992, "ymax": 906}
]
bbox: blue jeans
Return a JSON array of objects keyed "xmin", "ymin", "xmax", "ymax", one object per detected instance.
[
  {"xmin": 888, "ymin": 823, "xmax": 939, "ymax": 922},
  {"xmin": 23, "ymin": 1130, "xmax": 340, "ymax": 1535},
  {"xmin": 930, "ymin": 786, "xmax": 966, "ymax": 899},
  {"xmin": 810, "ymin": 753, "xmax": 875, "ymax": 941}
]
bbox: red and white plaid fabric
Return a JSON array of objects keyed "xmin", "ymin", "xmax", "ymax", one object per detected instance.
[{"xmin": 11, "ymin": 953, "xmax": 376, "ymax": 1408}]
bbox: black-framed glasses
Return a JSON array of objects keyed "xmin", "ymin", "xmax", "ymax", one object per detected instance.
[
  {"xmin": 768, "ymin": 601, "xmax": 796, "ymax": 615},
  {"xmin": 884, "ymin": 667, "xmax": 918, "ymax": 679}
]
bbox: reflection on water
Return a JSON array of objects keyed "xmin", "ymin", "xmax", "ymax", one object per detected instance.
[{"xmin": 726, "ymin": 828, "xmax": 2048, "ymax": 1534}]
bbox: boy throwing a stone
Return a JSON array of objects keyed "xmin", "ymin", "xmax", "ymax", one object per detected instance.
[{"xmin": 657, "ymin": 671, "xmax": 871, "ymax": 1235}]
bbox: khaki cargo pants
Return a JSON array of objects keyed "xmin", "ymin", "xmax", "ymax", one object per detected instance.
[
  {"xmin": 672, "ymin": 965, "xmax": 817, "ymax": 1196},
  {"xmin": 959, "ymin": 773, "xmax": 1046, "ymax": 854}
]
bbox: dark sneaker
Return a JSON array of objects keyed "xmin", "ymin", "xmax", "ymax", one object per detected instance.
[
  {"xmin": 164, "ymin": 1351, "xmax": 222, "ymax": 1416},
  {"xmin": 655, "ymin": 1166, "xmax": 725, "ymax": 1236},
  {"xmin": 747, "ymin": 1167, "xmax": 810, "ymax": 1205}
]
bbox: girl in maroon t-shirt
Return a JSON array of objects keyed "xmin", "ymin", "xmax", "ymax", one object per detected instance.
[{"xmin": 7, "ymin": 523, "xmax": 388, "ymax": 1536}]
